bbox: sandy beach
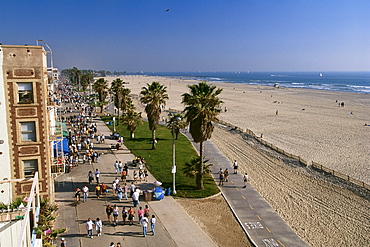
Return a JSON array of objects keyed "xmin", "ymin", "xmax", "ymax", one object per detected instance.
[
  {"xmin": 102, "ymin": 75, "xmax": 370, "ymax": 246},
  {"xmin": 106, "ymin": 75, "xmax": 370, "ymax": 184}
]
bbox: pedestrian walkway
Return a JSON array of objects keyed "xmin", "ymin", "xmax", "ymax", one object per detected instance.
[
  {"xmin": 55, "ymin": 115, "xmax": 216, "ymax": 247},
  {"xmin": 180, "ymin": 129, "xmax": 309, "ymax": 247}
]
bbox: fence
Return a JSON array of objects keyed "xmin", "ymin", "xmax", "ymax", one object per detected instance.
[{"xmin": 168, "ymin": 109, "xmax": 369, "ymax": 190}]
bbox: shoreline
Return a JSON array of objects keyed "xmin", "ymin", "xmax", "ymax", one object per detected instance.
[
  {"xmin": 136, "ymin": 71, "xmax": 370, "ymax": 94},
  {"xmin": 101, "ymin": 75, "xmax": 370, "ymax": 184}
]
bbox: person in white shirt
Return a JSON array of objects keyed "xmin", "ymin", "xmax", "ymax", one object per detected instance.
[
  {"xmin": 82, "ymin": 185, "xmax": 89, "ymax": 202},
  {"xmin": 233, "ymin": 160, "xmax": 238, "ymax": 174},
  {"xmin": 150, "ymin": 215, "xmax": 156, "ymax": 235},
  {"xmin": 243, "ymin": 172, "xmax": 249, "ymax": 188},
  {"xmin": 140, "ymin": 215, "xmax": 149, "ymax": 237},
  {"xmin": 132, "ymin": 190, "xmax": 140, "ymax": 207},
  {"xmin": 95, "ymin": 218, "xmax": 102, "ymax": 236},
  {"xmin": 94, "ymin": 169, "xmax": 100, "ymax": 184},
  {"xmin": 86, "ymin": 218, "xmax": 94, "ymax": 238}
]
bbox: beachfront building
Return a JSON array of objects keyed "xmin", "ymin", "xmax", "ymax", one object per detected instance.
[{"xmin": 0, "ymin": 44, "xmax": 53, "ymax": 205}]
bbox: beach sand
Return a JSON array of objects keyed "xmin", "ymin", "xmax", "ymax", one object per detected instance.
[{"xmin": 102, "ymin": 75, "xmax": 370, "ymax": 246}]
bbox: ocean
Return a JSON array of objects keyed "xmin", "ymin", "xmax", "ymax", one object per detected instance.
[{"xmin": 140, "ymin": 71, "xmax": 370, "ymax": 94}]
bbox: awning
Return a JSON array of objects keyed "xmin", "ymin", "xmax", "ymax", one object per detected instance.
[
  {"xmin": 53, "ymin": 137, "xmax": 69, "ymax": 157},
  {"xmin": 55, "ymin": 121, "xmax": 68, "ymax": 137}
]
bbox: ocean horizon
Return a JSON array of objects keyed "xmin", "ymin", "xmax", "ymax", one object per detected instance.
[{"xmin": 136, "ymin": 71, "xmax": 370, "ymax": 94}]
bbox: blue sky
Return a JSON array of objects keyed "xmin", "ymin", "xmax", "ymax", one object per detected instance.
[{"xmin": 1, "ymin": 0, "xmax": 369, "ymax": 72}]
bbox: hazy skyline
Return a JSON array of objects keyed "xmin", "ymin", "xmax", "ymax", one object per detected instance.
[{"xmin": 1, "ymin": 0, "xmax": 369, "ymax": 72}]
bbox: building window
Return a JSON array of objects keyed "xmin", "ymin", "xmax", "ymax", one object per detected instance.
[
  {"xmin": 17, "ymin": 82, "xmax": 33, "ymax": 103},
  {"xmin": 23, "ymin": 159, "xmax": 38, "ymax": 178},
  {"xmin": 20, "ymin": 122, "xmax": 36, "ymax": 141}
]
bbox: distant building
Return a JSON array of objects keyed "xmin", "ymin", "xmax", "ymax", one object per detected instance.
[{"xmin": 0, "ymin": 44, "xmax": 53, "ymax": 204}]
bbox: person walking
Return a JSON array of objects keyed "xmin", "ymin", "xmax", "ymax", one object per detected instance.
[
  {"xmin": 94, "ymin": 169, "xmax": 100, "ymax": 184},
  {"xmin": 95, "ymin": 218, "xmax": 103, "ymax": 236},
  {"xmin": 101, "ymin": 182, "xmax": 107, "ymax": 198},
  {"xmin": 144, "ymin": 205, "xmax": 150, "ymax": 217},
  {"xmin": 74, "ymin": 187, "xmax": 81, "ymax": 202},
  {"xmin": 60, "ymin": 237, "xmax": 67, "ymax": 247},
  {"xmin": 112, "ymin": 205, "xmax": 119, "ymax": 226},
  {"xmin": 129, "ymin": 182, "xmax": 136, "ymax": 197},
  {"xmin": 108, "ymin": 242, "xmax": 115, "ymax": 247},
  {"xmin": 86, "ymin": 218, "xmax": 94, "ymax": 238},
  {"xmin": 144, "ymin": 169, "xmax": 149, "ymax": 182},
  {"xmin": 122, "ymin": 206, "xmax": 128, "ymax": 225},
  {"xmin": 88, "ymin": 171, "xmax": 94, "ymax": 184},
  {"xmin": 82, "ymin": 185, "xmax": 89, "ymax": 202},
  {"xmin": 106, "ymin": 204, "xmax": 113, "ymax": 222},
  {"xmin": 128, "ymin": 206, "xmax": 135, "ymax": 225},
  {"xmin": 140, "ymin": 215, "xmax": 149, "ymax": 237},
  {"xmin": 137, "ymin": 206, "xmax": 144, "ymax": 223},
  {"xmin": 116, "ymin": 185, "xmax": 123, "ymax": 201},
  {"xmin": 121, "ymin": 169, "xmax": 127, "ymax": 183},
  {"xmin": 132, "ymin": 189, "xmax": 140, "ymax": 207},
  {"xmin": 123, "ymin": 183, "xmax": 129, "ymax": 200},
  {"xmin": 118, "ymin": 161, "xmax": 123, "ymax": 174},
  {"xmin": 243, "ymin": 172, "xmax": 249, "ymax": 188},
  {"xmin": 95, "ymin": 184, "xmax": 102, "ymax": 199},
  {"xmin": 233, "ymin": 160, "xmax": 238, "ymax": 174},
  {"xmin": 218, "ymin": 168, "xmax": 224, "ymax": 186},
  {"xmin": 133, "ymin": 170, "xmax": 138, "ymax": 183},
  {"xmin": 150, "ymin": 215, "xmax": 156, "ymax": 235},
  {"xmin": 112, "ymin": 177, "xmax": 119, "ymax": 196},
  {"xmin": 224, "ymin": 168, "xmax": 229, "ymax": 182},
  {"xmin": 114, "ymin": 161, "xmax": 119, "ymax": 174}
]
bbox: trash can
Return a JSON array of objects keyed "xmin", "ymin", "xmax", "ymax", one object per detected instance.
[
  {"xmin": 144, "ymin": 190, "xmax": 153, "ymax": 201},
  {"xmin": 165, "ymin": 188, "xmax": 171, "ymax": 196}
]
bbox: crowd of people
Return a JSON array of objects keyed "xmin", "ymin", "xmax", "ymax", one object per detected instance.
[{"xmin": 56, "ymin": 85, "xmax": 160, "ymax": 244}]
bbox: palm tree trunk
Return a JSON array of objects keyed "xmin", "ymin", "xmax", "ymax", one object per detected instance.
[
  {"xmin": 197, "ymin": 141, "xmax": 204, "ymax": 190},
  {"xmin": 117, "ymin": 98, "xmax": 120, "ymax": 125},
  {"xmin": 151, "ymin": 129, "xmax": 156, "ymax": 150}
]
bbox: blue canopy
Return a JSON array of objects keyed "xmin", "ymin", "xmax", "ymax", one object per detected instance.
[{"xmin": 53, "ymin": 137, "xmax": 69, "ymax": 157}]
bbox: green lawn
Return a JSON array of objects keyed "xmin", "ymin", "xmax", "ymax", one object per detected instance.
[{"xmin": 101, "ymin": 116, "xmax": 220, "ymax": 198}]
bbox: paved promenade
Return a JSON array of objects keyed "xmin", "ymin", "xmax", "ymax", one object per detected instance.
[
  {"xmin": 54, "ymin": 102, "xmax": 309, "ymax": 246},
  {"xmin": 54, "ymin": 116, "xmax": 215, "ymax": 247}
]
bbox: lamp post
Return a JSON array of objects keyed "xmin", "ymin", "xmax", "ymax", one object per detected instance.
[
  {"xmin": 171, "ymin": 116, "xmax": 181, "ymax": 195},
  {"xmin": 113, "ymin": 116, "xmax": 116, "ymax": 132}
]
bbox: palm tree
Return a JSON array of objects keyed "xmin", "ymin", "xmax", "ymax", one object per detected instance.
[
  {"xmin": 181, "ymin": 82, "xmax": 223, "ymax": 190},
  {"xmin": 111, "ymin": 78, "xmax": 124, "ymax": 124},
  {"xmin": 182, "ymin": 157, "xmax": 213, "ymax": 179},
  {"xmin": 140, "ymin": 82, "xmax": 169, "ymax": 149},
  {"xmin": 71, "ymin": 67, "xmax": 81, "ymax": 91},
  {"xmin": 120, "ymin": 88, "xmax": 132, "ymax": 114},
  {"xmin": 167, "ymin": 113, "xmax": 187, "ymax": 140},
  {"xmin": 122, "ymin": 109, "xmax": 142, "ymax": 139},
  {"xmin": 81, "ymin": 72, "xmax": 94, "ymax": 91},
  {"xmin": 61, "ymin": 67, "xmax": 81, "ymax": 89},
  {"xmin": 111, "ymin": 79, "xmax": 131, "ymax": 125},
  {"xmin": 93, "ymin": 78, "xmax": 108, "ymax": 113}
]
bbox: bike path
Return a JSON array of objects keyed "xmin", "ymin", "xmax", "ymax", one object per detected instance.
[{"xmin": 181, "ymin": 129, "xmax": 309, "ymax": 247}]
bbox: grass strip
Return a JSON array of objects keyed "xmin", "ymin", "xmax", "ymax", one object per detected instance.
[{"xmin": 100, "ymin": 115, "xmax": 219, "ymax": 198}]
